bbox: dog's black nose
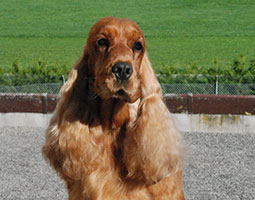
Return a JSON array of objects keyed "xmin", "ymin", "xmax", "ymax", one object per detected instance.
[{"xmin": 112, "ymin": 62, "xmax": 133, "ymax": 81}]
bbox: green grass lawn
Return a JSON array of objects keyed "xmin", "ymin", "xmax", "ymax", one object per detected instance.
[{"xmin": 1, "ymin": 0, "xmax": 255, "ymax": 71}]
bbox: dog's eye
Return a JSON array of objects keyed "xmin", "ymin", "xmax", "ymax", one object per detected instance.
[
  {"xmin": 133, "ymin": 41, "xmax": 143, "ymax": 52},
  {"xmin": 97, "ymin": 38, "xmax": 109, "ymax": 48}
]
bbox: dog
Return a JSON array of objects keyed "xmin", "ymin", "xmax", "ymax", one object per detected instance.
[{"xmin": 43, "ymin": 16, "xmax": 184, "ymax": 200}]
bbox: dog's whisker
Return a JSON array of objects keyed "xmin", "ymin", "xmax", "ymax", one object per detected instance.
[
  {"xmin": 87, "ymin": 88, "xmax": 99, "ymax": 100},
  {"xmin": 88, "ymin": 93, "xmax": 99, "ymax": 100}
]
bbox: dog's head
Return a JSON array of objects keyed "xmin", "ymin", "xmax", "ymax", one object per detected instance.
[{"xmin": 83, "ymin": 17, "xmax": 148, "ymax": 102}]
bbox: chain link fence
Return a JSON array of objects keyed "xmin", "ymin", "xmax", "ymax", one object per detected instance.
[
  {"xmin": 0, "ymin": 75, "xmax": 255, "ymax": 95},
  {"xmin": 161, "ymin": 83, "xmax": 255, "ymax": 95},
  {"xmin": 0, "ymin": 83, "xmax": 62, "ymax": 94},
  {"xmin": 159, "ymin": 74, "xmax": 255, "ymax": 95}
]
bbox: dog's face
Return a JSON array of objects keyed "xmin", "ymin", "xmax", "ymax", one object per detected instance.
[{"xmin": 85, "ymin": 17, "xmax": 146, "ymax": 103}]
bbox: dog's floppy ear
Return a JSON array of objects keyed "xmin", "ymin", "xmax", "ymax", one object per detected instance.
[
  {"xmin": 43, "ymin": 47, "xmax": 91, "ymax": 179},
  {"xmin": 122, "ymin": 51, "xmax": 183, "ymax": 185},
  {"xmin": 139, "ymin": 52, "xmax": 162, "ymax": 98},
  {"xmin": 56, "ymin": 47, "xmax": 90, "ymax": 125}
]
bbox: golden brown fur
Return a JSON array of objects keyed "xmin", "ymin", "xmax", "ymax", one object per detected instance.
[{"xmin": 43, "ymin": 17, "xmax": 184, "ymax": 200}]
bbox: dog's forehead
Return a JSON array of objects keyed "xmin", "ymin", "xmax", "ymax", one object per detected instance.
[
  {"xmin": 91, "ymin": 17, "xmax": 143, "ymax": 39},
  {"xmin": 100, "ymin": 24, "xmax": 141, "ymax": 39}
]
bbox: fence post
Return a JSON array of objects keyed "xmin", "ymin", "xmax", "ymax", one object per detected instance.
[
  {"xmin": 215, "ymin": 75, "xmax": 219, "ymax": 95},
  {"xmin": 61, "ymin": 75, "xmax": 65, "ymax": 85}
]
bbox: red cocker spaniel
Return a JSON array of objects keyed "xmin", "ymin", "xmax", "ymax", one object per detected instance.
[{"xmin": 43, "ymin": 17, "xmax": 184, "ymax": 200}]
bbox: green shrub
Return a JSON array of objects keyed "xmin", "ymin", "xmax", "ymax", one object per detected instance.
[
  {"xmin": 0, "ymin": 58, "xmax": 70, "ymax": 86},
  {"xmin": 157, "ymin": 55, "xmax": 255, "ymax": 85}
]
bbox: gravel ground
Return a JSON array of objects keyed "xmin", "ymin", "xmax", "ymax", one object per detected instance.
[{"xmin": 0, "ymin": 127, "xmax": 254, "ymax": 200}]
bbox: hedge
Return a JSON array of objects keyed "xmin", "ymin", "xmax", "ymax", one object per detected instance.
[{"xmin": 0, "ymin": 55, "xmax": 255, "ymax": 86}]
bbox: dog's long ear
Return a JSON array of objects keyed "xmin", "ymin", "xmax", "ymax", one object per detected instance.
[
  {"xmin": 43, "ymin": 47, "xmax": 90, "ymax": 178},
  {"xmin": 122, "ymin": 51, "xmax": 183, "ymax": 185},
  {"xmin": 56, "ymin": 47, "xmax": 89, "ymax": 125},
  {"xmin": 139, "ymin": 52, "xmax": 162, "ymax": 99}
]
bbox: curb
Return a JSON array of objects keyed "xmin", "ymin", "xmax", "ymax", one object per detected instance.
[
  {"xmin": 0, "ymin": 93, "xmax": 254, "ymax": 115},
  {"xmin": 164, "ymin": 94, "xmax": 255, "ymax": 115},
  {"xmin": 0, "ymin": 93, "xmax": 57, "ymax": 113}
]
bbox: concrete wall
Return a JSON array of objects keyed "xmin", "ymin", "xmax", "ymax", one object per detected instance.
[{"xmin": 1, "ymin": 112, "xmax": 254, "ymax": 134}]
